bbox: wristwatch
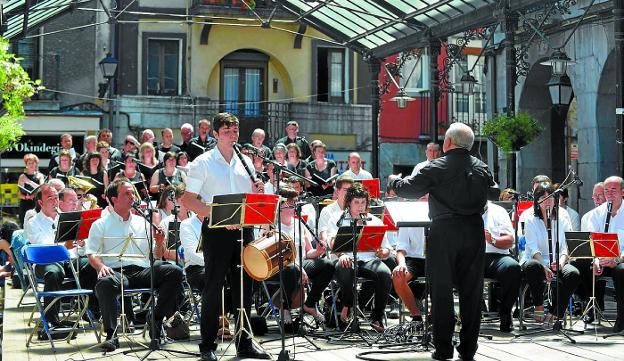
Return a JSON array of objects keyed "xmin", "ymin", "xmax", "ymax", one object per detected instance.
[{"xmin": 491, "ymin": 237, "xmax": 497, "ymax": 246}]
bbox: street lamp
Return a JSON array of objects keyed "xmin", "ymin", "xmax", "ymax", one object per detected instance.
[
  {"xmin": 540, "ymin": 49, "xmax": 575, "ymax": 77},
  {"xmin": 547, "ymin": 73, "xmax": 573, "ymax": 107},
  {"xmin": 98, "ymin": 52, "xmax": 118, "ymax": 131},
  {"xmin": 459, "ymin": 71, "xmax": 478, "ymax": 95},
  {"xmin": 390, "ymin": 89, "xmax": 414, "ymax": 109}
]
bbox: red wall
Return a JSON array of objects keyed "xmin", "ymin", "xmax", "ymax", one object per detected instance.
[{"xmin": 378, "ymin": 47, "xmax": 450, "ymax": 143}]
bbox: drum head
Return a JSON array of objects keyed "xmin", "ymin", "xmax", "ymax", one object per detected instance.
[{"xmin": 243, "ymin": 245, "xmax": 270, "ymax": 281}]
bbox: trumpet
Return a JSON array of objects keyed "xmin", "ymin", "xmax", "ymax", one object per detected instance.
[{"xmin": 68, "ymin": 175, "xmax": 96, "ymax": 193}]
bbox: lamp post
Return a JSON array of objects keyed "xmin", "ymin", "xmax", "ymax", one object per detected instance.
[
  {"xmin": 540, "ymin": 49, "xmax": 575, "ymax": 77},
  {"xmin": 98, "ymin": 52, "xmax": 118, "ymax": 131},
  {"xmin": 547, "ymin": 73, "xmax": 573, "ymax": 108},
  {"xmin": 390, "ymin": 89, "xmax": 415, "ymax": 109},
  {"xmin": 459, "ymin": 71, "xmax": 478, "ymax": 95}
]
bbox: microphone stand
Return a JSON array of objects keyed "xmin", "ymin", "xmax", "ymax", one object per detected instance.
[
  {"xmin": 293, "ymin": 201, "xmax": 322, "ymax": 350},
  {"xmin": 515, "ymin": 176, "xmax": 583, "ymax": 342},
  {"xmin": 126, "ymin": 202, "xmax": 199, "ymax": 360}
]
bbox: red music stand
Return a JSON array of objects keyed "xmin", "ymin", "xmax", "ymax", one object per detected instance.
[
  {"xmin": 209, "ymin": 193, "xmax": 279, "ymax": 228},
  {"xmin": 358, "ymin": 179, "xmax": 381, "ymax": 199}
]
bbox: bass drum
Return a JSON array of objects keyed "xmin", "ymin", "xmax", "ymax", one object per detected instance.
[{"xmin": 243, "ymin": 232, "xmax": 296, "ymax": 281}]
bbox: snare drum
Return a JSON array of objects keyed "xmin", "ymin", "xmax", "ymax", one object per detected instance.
[{"xmin": 243, "ymin": 232, "xmax": 296, "ymax": 281}]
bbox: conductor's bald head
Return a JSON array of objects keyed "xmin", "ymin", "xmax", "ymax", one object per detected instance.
[{"xmin": 444, "ymin": 123, "xmax": 474, "ymax": 152}]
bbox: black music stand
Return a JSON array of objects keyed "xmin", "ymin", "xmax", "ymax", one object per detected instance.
[{"xmin": 208, "ymin": 193, "xmax": 279, "ymax": 359}]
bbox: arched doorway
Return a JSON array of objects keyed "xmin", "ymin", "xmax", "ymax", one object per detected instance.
[{"xmin": 595, "ymin": 50, "xmax": 618, "ymax": 178}]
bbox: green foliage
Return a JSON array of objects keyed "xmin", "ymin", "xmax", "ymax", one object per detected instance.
[
  {"xmin": 0, "ymin": 37, "xmax": 43, "ymax": 152},
  {"xmin": 482, "ymin": 113, "xmax": 542, "ymax": 153}
]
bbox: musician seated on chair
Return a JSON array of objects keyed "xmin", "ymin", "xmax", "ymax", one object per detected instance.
[
  {"xmin": 391, "ymin": 224, "xmax": 426, "ymax": 325},
  {"xmin": 327, "ymin": 182, "xmax": 392, "ymax": 332},
  {"xmin": 520, "ymin": 183, "xmax": 580, "ymax": 323},
  {"xmin": 85, "ymin": 179, "xmax": 184, "ymax": 352},
  {"xmin": 25, "ymin": 183, "xmax": 82, "ymax": 331},
  {"xmin": 482, "ymin": 201, "xmax": 521, "ymax": 332},
  {"xmin": 579, "ymin": 176, "xmax": 624, "ymax": 332},
  {"xmin": 276, "ymin": 187, "xmax": 334, "ymax": 324},
  {"xmin": 158, "ymin": 184, "xmax": 193, "ymax": 264},
  {"xmin": 317, "ymin": 175, "xmax": 354, "ymax": 252}
]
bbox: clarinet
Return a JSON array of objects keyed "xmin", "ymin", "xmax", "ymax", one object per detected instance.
[
  {"xmin": 604, "ymin": 200, "xmax": 613, "ymax": 233},
  {"xmin": 233, "ymin": 143, "xmax": 257, "ymax": 183},
  {"xmin": 546, "ymin": 206, "xmax": 553, "ymax": 266}
]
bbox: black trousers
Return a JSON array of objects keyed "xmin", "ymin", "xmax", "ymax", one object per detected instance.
[
  {"xmin": 199, "ymin": 224, "xmax": 254, "ymax": 353},
  {"xmin": 267, "ymin": 264, "xmax": 300, "ymax": 309},
  {"xmin": 428, "ymin": 215, "xmax": 484, "ymax": 359},
  {"xmin": 302, "ymin": 258, "xmax": 335, "ymax": 308},
  {"xmin": 186, "ymin": 265, "xmax": 206, "ymax": 292},
  {"xmin": 94, "ymin": 261, "xmax": 183, "ymax": 332},
  {"xmin": 521, "ymin": 260, "xmax": 580, "ymax": 318},
  {"xmin": 34, "ymin": 257, "xmax": 96, "ymax": 323},
  {"xmin": 484, "ymin": 253, "xmax": 521, "ymax": 315},
  {"xmin": 334, "ymin": 258, "xmax": 392, "ymax": 322},
  {"xmin": 570, "ymin": 259, "xmax": 624, "ymax": 319}
]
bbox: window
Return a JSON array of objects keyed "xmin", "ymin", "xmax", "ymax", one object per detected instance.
[
  {"xmin": 147, "ymin": 39, "xmax": 182, "ymax": 95},
  {"xmin": 400, "ymin": 52, "xmax": 429, "ymax": 94},
  {"xmin": 317, "ymin": 47, "xmax": 345, "ymax": 103},
  {"xmin": 220, "ymin": 50, "xmax": 268, "ymax": 117},
  {"xmin": 12, "ymin": 37, "xmax": 39, "ymax": 80}
]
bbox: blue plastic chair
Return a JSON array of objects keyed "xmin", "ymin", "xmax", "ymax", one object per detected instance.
[
  {"xmin": 22, "ymin": 244, "xmax": 100, "ymax": 350},
  {"xmin": 9, "ymin": 230, "xmax": 35, "ymax": 307}
]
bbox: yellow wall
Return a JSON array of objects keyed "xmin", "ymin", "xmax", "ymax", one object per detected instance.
[{"xmin": 190, "ymin": 21, "xmax": 329, "ymax": 101}]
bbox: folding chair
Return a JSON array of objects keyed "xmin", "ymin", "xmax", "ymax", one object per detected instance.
[
  {"xmin": 22, "ymin": 244, "xmax": 100, "ymax": 350},
  {"xmin": 178, "ymin": 246, "xmax": 201, "ymax": 324},
  {"xmin": 9, "ymin": 230, "xmax": 34, "ymax": 307}
]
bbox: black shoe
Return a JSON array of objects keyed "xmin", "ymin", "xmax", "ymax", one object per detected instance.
[
  {"xmin": 431, "ymin": 351, "xmax": 453, "ymax": 360},
  {"xmin": 200, "ymin": 350, "xmax": 217, "ymax": 361},
  {"xmin": 613, "ymin": 318, "xmax": 624, "ymax": 333},
  {"xmin": 236, "ymin": 341, "xmax": 271, "ymax": 359},
  {"xmin": 499, "ymin": 313, "xmax": 514, "ymax": 333},
  {"xmin": 100, "ymin": 338, "xmax": 119, "ymax": 352}
]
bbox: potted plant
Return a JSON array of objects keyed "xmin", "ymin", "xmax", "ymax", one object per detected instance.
[
  {"xmin": 0, "ymin": 37, "xmax": 42, "ymax": 152},
  {"xmin": 482, "ymin": 112, "xmax": 541, "ymax": 153}
]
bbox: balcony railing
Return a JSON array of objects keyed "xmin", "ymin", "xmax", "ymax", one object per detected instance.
[
  {"xmin": 190, "ymin": 0, "xmax": 292, "ymax": 17},
  {"xmin": 418, "ymin": 90, "xmax": 487, "ymax": 139}
]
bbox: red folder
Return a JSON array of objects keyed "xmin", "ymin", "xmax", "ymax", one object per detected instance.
[
  {"xmin": 77, "ymin": 208, "xmax": 103, "ymax": 240},
  {"xmin": 243, "ymin": 193, "xmax": 280, "ymax": 225},
  {"xmin": 591, "ymin": 232, "xmax": 620, "ymax": 258},
  {"xmin": 518, "ymin": 201, "xmax": 533, "ymax": 216},
  {"xmin": 358, "ymin": 225, "xmax": 387, "ymax": 252},
  {"xmin": 360, "ymin": 179, "xmax": 381, "ymax": 199}
]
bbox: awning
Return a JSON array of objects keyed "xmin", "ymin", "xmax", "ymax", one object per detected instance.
[
  {"xmin": 277, "ymin": 0, "xmax": 557, "ymax": 58},
  {"xmin": 1, "ymin": 0, "xmax": 83, "ymax": 40}
]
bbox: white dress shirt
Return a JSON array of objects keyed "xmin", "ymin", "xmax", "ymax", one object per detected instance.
[
  {"xmin": 326, "ymin": 212, "xmax": 391, "ymax": 262},
  {"xmin": 85, "ymin": 209, "xmax": 151, "ymax": 268},
  {"xmin": 318, "ymin": 201, "xmax": 341, "ymax": 235},
  {"xmin": 583, "ymin": 202, "xmax": 624, "ymax": 257},
  {"xmin": 396, "ymin": 227, "xmax": 425, "ymax": 259},
  {"xmin": 179, "ymin": 216, "xmax": 205, "ymax": 268},
  {"xmin": 522, "ymin": 210, "xmax": 571, "ymax": 266},
  {"xmin": 564, "ymin": 206, "xmax": 580, "ymax": 231},
  {"xmin": 519, "ymin": 205, "xmax": 572, "ymax": 235},
  {"xmin": 341, "ymin": 168, "xmax": 373, "ymax": 180},
  {"xmin": 186, "ymin": 147, "xmax": 254, "ymax": 203},
  {"xmin": 483, "ymin": 202, "xmax": 514, "ymax": 255},
  {"xmin": 26, "ymin": 211, "xmax": 58, "ymax": 245},
  {"xmin": 280, "ymin": 220, "xmax": 311, "ymax": 262}
]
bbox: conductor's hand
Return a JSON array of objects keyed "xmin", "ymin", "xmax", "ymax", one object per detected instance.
[
  {"xmin": 387, "ymin": 174, "xmax": 402, "ymax": 185},
  {"xmin": 97, "ymin": 265, "xmax": 115, "ymax": 279},
  {"xmin": 338, "ymin": 254, "xmax": 353, "ymax": 268},
  {"xmin": 253, "ymin": 179, "xmax": 264, "ymax": 193},
  {"xmin": 392, "ymin": 263, "xmax": 409, "ymax": 280},
  {"xmin": 544, "ymin": 265, "xmax": 554, "ymax": 282}
]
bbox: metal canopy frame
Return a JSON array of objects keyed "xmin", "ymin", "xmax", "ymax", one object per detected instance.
[
  {"xmin": 1, "ymin": 0, "xmax": 85, "ymax": 40},
  {"xmin": 277, "ymin": 0, "xmax": 560, "ymax": 58}
]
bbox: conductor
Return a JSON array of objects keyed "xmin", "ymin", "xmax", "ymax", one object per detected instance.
[{"xmin": 388, "ymin": 123, "xmax": 498, "ymax": 361}]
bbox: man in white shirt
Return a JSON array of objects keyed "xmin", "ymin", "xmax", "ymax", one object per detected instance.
[
  {"xmin": 392, "ymin": 226, "xmax": 426, "ymax": 323},
  {"xmin": 86, "ymin": 179, "xmax": 184, "ymax": 351},
  {"xmin": 341, "ymin": 152, "xmax": 373, "ymax": 180},
  {"xmin": 410, "ymin": 142, "xmax": 440, "ymax": 176},
  {"xmin": 327, "ymin": 183, "xmax": 392, "ymax": 332},
  {"xmin": 580, "ymin": 182, "xmax": 606, "ymax": 231},
  {"xmin": 317, "ymin": 175, "xmax": 354, "ymax": 250},
  {"xmin": 181, "ymin": 113, "xmax": 268, "ymax": 361},
  {"xmin": 580, "ymin": 176, "xmax": 624, "ymax": 332},
  {"xmin": 557, "ymin": 186, "xmax": 580, "ymax": 231},
  {"xmin": 25, "ymin": 184, "xmax": 72, "ymax": 329},
  {"xmin": 482, "ymin": 202, "xmax": 521, "ymax": 332}
]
